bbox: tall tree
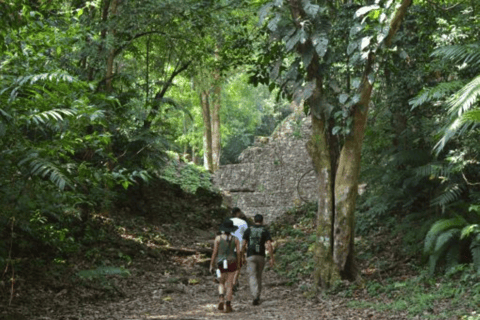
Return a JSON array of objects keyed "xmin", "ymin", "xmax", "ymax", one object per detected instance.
[{"xmin": 254, "ymin": 0, "xmax": 411, "ymax": 288}]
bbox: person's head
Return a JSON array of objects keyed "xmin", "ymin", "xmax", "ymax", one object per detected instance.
[
  {"xmin": 231, "ymin": 207, "xmax": 242, "ymax": 218},
  {"xmin": 219, "ymin": 218, "xmax": 238, "ymax": 235},
  {"xmin": 254, "ymin": 214, "xmax": 263, "ymax": 225}
]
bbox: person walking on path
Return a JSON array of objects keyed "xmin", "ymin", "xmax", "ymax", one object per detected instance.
[
  {"xmin": 210, "ymin": 219, "xmax": 242, "ymax": 313},
  {"xmin": 241, "ymin": 214, "xmax": 275, "ymax": 306},
  {"xmin": 230, "ymin": 207, "xmax": 248, "ymax": 291}
]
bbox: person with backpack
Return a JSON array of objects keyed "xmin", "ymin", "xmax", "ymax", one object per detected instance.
[
  {"xmin": 241, "ymin": 214, "xmax": 274, "ymax": 306},
  {"xmin": 209, "ymin": 219, "xmax": 242, "ymax": 313},
  {"xmin": 230, "ymin": 207, "xmax": 248, "ymax": 291}
]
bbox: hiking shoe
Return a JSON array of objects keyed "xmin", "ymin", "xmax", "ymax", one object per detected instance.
[
  {"xmin": 225, "ymin": 301, "xmax": 233, "ymax": 313},
  {"xmin": 252, "ymin": 298, "xmax": 260, "ymax": 306},
  {"xmin": 217, "ymin": 302, "xmax": 224, "ymax": 311}
]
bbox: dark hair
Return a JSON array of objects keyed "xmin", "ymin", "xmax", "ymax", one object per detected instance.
[
  {"xmin": 232, "ymin": 207, "xmax": 241, "ymax": 216},
  {"xmin": 254, "ymin": 214, "xmax": 263, "ymax": 223}
]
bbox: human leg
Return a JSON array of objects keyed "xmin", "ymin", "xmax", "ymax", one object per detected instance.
[
  {"xmin": 247, "ymin": 256, "xmax": 265, "ymax": 304},
  {"xmin": 225, "ymin": 271, "xmax": 236, "ymax": 313},
  {"xmin": 256, "ymin": 256, "xmax": 266, "ymax": 300},
  {"xmin": 218, "ymin": 272, "xmax": 227, "ymax": 310}
]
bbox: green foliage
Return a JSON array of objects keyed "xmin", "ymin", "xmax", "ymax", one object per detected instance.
[
  {"xmin": 159, "ymin": 152, "xmax": 213, "ymax": 193},
  {"xmin": 77, "ymin": 266, "xmax": 131, "ymax": 280},
  {"xmin": 76, "ymin": 266, "xmax": 131, "ymax": 292},
  {"xmin": 347, "ymin": 265, "xmax": 480, "ymax": 319},
  {"xmin": 270, "ymin": 203, "xmax": 317, "ymax": 283},
  {"xmin": 423, "ymin": 207, "xmax": 480, "ymax": 275}
]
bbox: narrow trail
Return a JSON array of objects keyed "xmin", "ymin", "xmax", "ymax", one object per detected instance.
[
  {"xmin": 22, "ymin": 227, "xmax": 415, "ymax": 320},
  {"xmin": 55, "ymin": 262, "xmax": 407, "ymax": 320}
]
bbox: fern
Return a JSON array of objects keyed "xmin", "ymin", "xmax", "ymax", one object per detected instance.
[
  {"xmin": 26, "ymin": 108, "xmax": 76, "ymax": 126},
  {"xmin": 471, "ymin": 235, "xmax": 480, "ymax": 272},
  {"xmin": 424, "ymin": 216, "xmax": 466, "ymax": 255},
  {"xmin": 18, "ymin": 153, "xmax": 72, "ymax": 190},
  {"xmin": 431, "ymin": 184, "xmax": 465, "ymax": 209},
  {"xmin": 445, "ymin": 241, "xmax": 461, "ymax": 271},
  {"xmin": 428, "ymin": 228, "xmax": 461, "ymax": 275},
  {"xmin": 461, "ymin": 224, "xmax": 480, "ymax": 239},
  {"xmin": 414, "ymin": 163, "xmax": 451, "ymax": 180}
]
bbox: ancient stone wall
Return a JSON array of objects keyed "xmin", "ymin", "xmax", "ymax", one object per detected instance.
[{"xmin": 213, "ymin": 112, "xmax": 317, "ymax": 223}]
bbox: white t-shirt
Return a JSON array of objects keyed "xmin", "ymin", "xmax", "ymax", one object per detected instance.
[{"xmin": 230, "ymin": 217, "xmax": 248, "ymax": 248}]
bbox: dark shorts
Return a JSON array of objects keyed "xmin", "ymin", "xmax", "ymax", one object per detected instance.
[{"xmin": 218, "ymin": 261, "xmax": 237, "ymax": 273}]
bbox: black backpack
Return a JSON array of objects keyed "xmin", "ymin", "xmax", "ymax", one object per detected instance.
[{"xmin": 249, "ymin": 226, "xmax": 263, "ymax": 254}]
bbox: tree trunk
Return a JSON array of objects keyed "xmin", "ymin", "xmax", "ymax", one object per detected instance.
[
  {"xmin": 288, "ymin": 0, "xmax": 412, "ymax": 289},
  {"xmin": 145, "ymin": 36, "xmax": 150, "ymax": 102},
  {"xmin": 200, "ymin": 90, "xmax": 213, "ymax": 172},
  {"xmin": 105, "ymin": 0, "xmax": 119, "ymax": 92},
  {"xmin": 211, "ymin": 71, "xmax": 222, "ymax": 172}
]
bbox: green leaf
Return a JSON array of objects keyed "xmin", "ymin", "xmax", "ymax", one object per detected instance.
[
  {"xmin": 259, "ymin": 3, "xmax": 274, "ymax": 25},
  {"xmin": 312, "ymin": 35, "xmax": 328, "ymax": 58},
  {"xmin": 339, "ymin": 93, "xmax": 349, "ymax": 104},
  {"xmin": 354, "ymin": 5, "xmax": 380, "ymax": 19},
  {"xmin": 347, "ymin": 41, "xmax": 357, "ymax": 56},
  {"xmin": 350, "ymin": 23, "xmax": 363, "ymax": 37},
  {"xmin": 360, "ymin": 36, "xmax": 371, "ymax": 51},
  {"xmin": 286, "ymin": 30, "xmax": 300, "ymax": 51},
  {"xmin": 267, "ymin": 13, "xmax": 281, "ymax": 32},
  {"xmin": 302, "ymin": 0, "xmax": 320, "ymax": 17}
]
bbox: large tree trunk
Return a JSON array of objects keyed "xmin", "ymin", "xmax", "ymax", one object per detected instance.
[
  {"xmin": 200, "ymin": 90, "xmax": 213, "ymax": 172},
  {"xmin": 288, "ymin": 0, "xmax": 412, "ymax": 289}
]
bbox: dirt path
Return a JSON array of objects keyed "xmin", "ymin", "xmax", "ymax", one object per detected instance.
[
  {"xmin": 8, "ymin": 225, "xmax": 419, "ymax": 320},
  {"xmin": 24, "ymin": 256, "xmax": 415, "ymax": 320}
]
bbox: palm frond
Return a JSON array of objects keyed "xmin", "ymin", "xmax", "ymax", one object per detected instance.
[
  {"xmin": 431, "ymin": 43, "xmax": 480, "ymax": 68},
  {"xmin": 26, "ymin": 109, "xmax": 77, "ymax": 126},
  {"xmin": 434, "ymin": 75, "xmax": 480, "ymax": 153},
  {"xmin": 447, "ymin": 75, "xmax": 480, "ymax": 117},
  {"xmin": 462, "ymin": 109, "xmax": 480, "ymax": 123},
  {"xmin": 409, "ymin": 81, "xmax": 464, "ymax": 109}
]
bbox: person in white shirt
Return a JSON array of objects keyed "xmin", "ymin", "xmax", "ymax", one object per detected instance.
[{"xmin": 230, "ymin": 207, "xmax": 248, "ymax": 291}]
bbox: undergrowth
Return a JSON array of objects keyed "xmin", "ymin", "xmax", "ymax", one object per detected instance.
[
  {"xmin": 159, "ymin": 151, "xmax": 214, "ymax": 194},
  {"xmin": 271, "ymin": 203, "xmax": 317, "ymax": 284},
  {"xmin": 273, "ymin": 203, "xmax": 480, "ymax": 319},
  {"xmin": 347, "ymin": 264, "xmax": 480, "ymax": 319}
]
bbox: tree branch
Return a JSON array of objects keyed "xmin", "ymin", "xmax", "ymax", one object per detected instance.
[
  {"xmin": 154, "ymin": 61, "xmax": 191, "ymax": 100},
  {"xmin": 385, "ymin": 0, "xmax": 413, "ymax": 47}
]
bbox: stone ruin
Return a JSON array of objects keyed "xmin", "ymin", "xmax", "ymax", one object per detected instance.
[{"xmin": 213, "ymin": 111, "xmax": 318, "ymax": 223}]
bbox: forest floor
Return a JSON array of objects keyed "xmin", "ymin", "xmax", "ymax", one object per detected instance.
[
  {"xmin": 0, "ymin": 182, "xmax": 474, "ymax": 320},
  {"xmin": 4, "ymin": 224, "xmax": 416, "ymax": 320}
]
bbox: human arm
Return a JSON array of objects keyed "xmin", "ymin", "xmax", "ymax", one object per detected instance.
[
  {"xmin": 209, "ymin": 236, "xmax": 219, "ymax": 274},
  {"xmin": 241, "ymin": 239, "xmax": 248, "ymax": 264},
  {"xmin": 266, "ymin": 240, "xmax": 275, "ymax": 268},
  {"xmin": 235, "ymin": 238, "xmax": 242, "ymax": 267}
]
